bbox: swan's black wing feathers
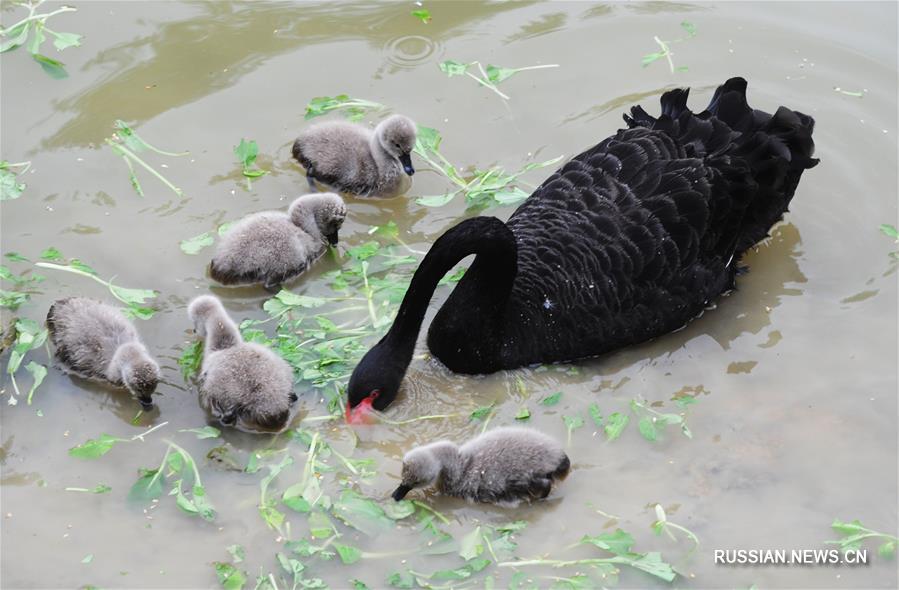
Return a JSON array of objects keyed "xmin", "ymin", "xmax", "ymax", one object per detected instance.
[{"xmin": 488, "ymin": 77, "xmax": 816, "ymax": 368}]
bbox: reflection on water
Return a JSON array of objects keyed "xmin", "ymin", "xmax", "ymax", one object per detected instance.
[
  {"xmin": 1, "ymin": 1, "xmax": 897, "ymax": 589},
  {"xmin": 40, "ymin": 1, "xmax": 529, "ymax": 149}
]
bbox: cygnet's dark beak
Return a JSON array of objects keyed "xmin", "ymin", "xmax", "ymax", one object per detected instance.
[
  {"xmin": 139, "ymin": 397, "xmax": 155, "ymax": 410},
  {"xmin": 326, "ymin": 230, "xmax": 339, "ymax": 246},
  {"xmin": 391, "ymin": 484, "xmax": 412, "ymax": 501},
  {"xmin": 399, "ymin": 153, "xmax": 414, "ymax": 176}
]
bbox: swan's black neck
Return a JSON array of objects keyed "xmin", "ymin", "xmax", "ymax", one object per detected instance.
[{"xmin": 383, "ymin": 216, "xmax": 517, "ymax": 366}]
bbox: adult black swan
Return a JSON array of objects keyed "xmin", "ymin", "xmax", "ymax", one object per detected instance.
[{"xmin": 347, "ymin": 77, "xmax": 817, "ymax": 421}]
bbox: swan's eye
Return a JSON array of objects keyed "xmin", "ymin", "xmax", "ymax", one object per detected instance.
[{"xmin": 369, "ymin": 389, "xmax": 381, "ymax": 400}]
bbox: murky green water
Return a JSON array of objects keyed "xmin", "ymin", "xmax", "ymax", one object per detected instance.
[{"xmin": 2, "ymin": 2, "xmax": 897, "ymax": 589}]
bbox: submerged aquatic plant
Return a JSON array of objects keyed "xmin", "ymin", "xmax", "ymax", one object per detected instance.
[
  {"xmin": 413, "ymin": 125, "xmax": 562, "ymax": 209},
  {"xmin": 304, "ymin": 95, "xmax": 385, "ymax": 122},
  {"xmin": 105, "ymin": 120, "xmax": 188, "ymax": 197},
  {"xmin": 35, "ymin": 247, "xmax": 157, "ymax": 319},
  {"xmin": 642, "ymin": 21, "xmax": 697, "ymax": 73},
  {"xmin": 438, "ymin": 59, "xmax": 559, "ymax": 100},
  {"xmin": 0, "ymin": 0, "xmax": 81, "ymax": 78}
]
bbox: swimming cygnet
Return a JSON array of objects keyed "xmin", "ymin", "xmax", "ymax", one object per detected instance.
[
  {"xmin": 46, "ymin": 297, "xmax": 160, "ymax": 409},
  {"xmin": 391, "ymin": 426, "xmax": 571, "ymax": 505},
  {"xmin": 209, "ymin": 193, "xmax": 346, "ymax": 291},
  {"xmin": 187, "ymin": 295, "xmax": 296, "ymax": 432},
  {"xmin": 292, "ymin": 114, "xmax": 417, "ymax": 198}
]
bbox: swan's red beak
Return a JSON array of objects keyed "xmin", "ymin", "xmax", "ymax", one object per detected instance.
[{"xmin": 346, "ymin": 395, "xmax": 377, "ymax": 425}]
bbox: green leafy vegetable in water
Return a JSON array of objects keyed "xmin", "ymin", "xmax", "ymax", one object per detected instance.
[
  {"xmin": 880, "ymin": 224, "xmax": 899, "ymax": 259},
  {"xmin": 304, "ymin": 94, "xmax": 384, "ymax": 122},
  {"xmin": 0, "ymin": 160, "xmax": 31, "ymax": 201},
  {"xmin": 413, "ymin": 124, "xmax": 562, "ymax": 210},
  {"xmin": 540, "ymin": 391, "xmax": 562, "ymax": 406},
  {"xmin": 0, "ymin": 1, "xmax": 80, "ymax": 78},
  {"xmin": 180, "ymin": 232, "xmax": 215, "ymax": 255},
  {"xmin": 129, "ymin": 440, "xmax": 215, "ymax": 521},
  {"xmin": 630, "ymin": 396, "xmax": 693, "ymax": 441},
  {"xmin": 105, "ymin": 120, "xmax": 188, "ymax": 197},
  {"xmin": 178, "ymin": 340, "xmax": 203, "ymax": 381},
  {"xmin": 4, "ymin": 318, "xmax": 48, "ymax": 405},
  {"xmin": 234, "ymin": 139, "xmax": 268, "ymax": 190},
  {"xmin": 498, "ymin": 526, "xmax": 677, "ymax": 582},
  {"xmin": 588, "ymin": 403, "xmax": 603, "ymax": 427},
  {"xmin": 69, "ymin": 434, "xmax": 124, "ymax": 459},
  {"xmin": 35, "ymin": 250, "xmax": 157, "ymax": 319},
  {"xmin": 179, "ymin": 426, "xmax": 221, "ymax": 440},
  {"xmin": 642, "ymin": 21, "xmax": 696, "ymax": 73},
  {"xmin": 438, "ymin": 59, "xmax": 559, "ymax": 100},
  {"xmin": 604, "ymin": 412, "xmax": 629, "ymax": 441},
  {"xmin": 827, "ymin": 519, "xmax": 898, "ymax": 557},
  {"xmin": 65, "ymin": 483, "xmax": 112, "ymax": 494},
  {"xmin": 562, "ymin": 414, "xmax": 584, "ymax": 446},
  {"xmin": 411, "ymin": 8, "xmax": 431, "ymax": 23},
  {"xmin": 214, "ymin": 561, "xmax": 248, "ymax": 590},
  {"xmin": 650, "ymin": 503, "xmax": 700, "ymax": 554},
  {"xmin": 258, "ymin": 454, "xmax": 294, "ymax": 534},
  {"xmin": 70, "ymin": 422, "xmax": 168, "ymax": 460},
  {"xmin": 515, "ymin": 406, "xmax": 531, "ymax": 421}
]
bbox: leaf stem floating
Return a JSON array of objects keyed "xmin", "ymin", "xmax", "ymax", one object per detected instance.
[
  {"xmin": 35, "ymin": 254, "xmax": 157, "ymax": 320},
  {"xmin": 104, "ymin": 120, "xmax": 187, "ymax": 197},
  {"xmin": 439, "ymin": 59, "xmax": 559, "ymax": 100},
  {"xmin": 0, "ymin": 0, "xmax": 80, "ymax": 78},
  {"xmin": 827, "ymin": 519, "xmax": 898, "ymax": 557},
  {"xmin": 304, "ymin": 95, "xmax": 385, "ymax": 122},
  {"xmin": 641, "ymin": 21, "xmax": 696, "ymax": 73}
]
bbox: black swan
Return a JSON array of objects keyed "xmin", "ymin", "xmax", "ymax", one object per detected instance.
[
  {"xmin": 391, "ymin": 426, "xmax": 570, "ymax": 504},
  {"xmin": 347, "ymin": 77, "xmax": 817, "ymax": 419}
]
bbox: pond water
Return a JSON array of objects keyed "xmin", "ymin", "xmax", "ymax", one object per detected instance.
[{"xmin": 1, "ymin": 2, "xmax": 897, "ymax": 589}]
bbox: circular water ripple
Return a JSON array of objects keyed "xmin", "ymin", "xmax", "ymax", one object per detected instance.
[{"xmin": 382, "ymin": 34, "xmax": 441, "ymax": 70}]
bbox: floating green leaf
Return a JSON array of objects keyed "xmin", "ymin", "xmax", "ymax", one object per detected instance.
[
  {"xmin": 304, "ymin": 94, "xmax": 384, "ymax": 122},
  {"xmin": 0, "ymin": 160, "xmax": 30, "ymax": 201},
  {"xmin": 411, "ymin": 9, "xmax": 431, "ymax": 23},
  {"xmin": 332, "ymin": 489, "xmax": 393, "ymax": 536},
  {"xmin": 180, "ymin": 232, "xmax": 215, "ymax": 255},
  {"xmin": 541, "ymin": 391, "xmax": 562, "ymax": 406},
  {"xmin": 24, "ymin": 361, "xmax": 46, "ymax": 404},
  {"xmin": 180, "ymin": 426, "xmax": 221, "ymax": 439},
  {"xmin": 128, "ymin": 468, "xmax": 164, "ymax": 502},
  {"xmin": 604, "ymin": 412, "xmax": 629, "ymax": 441},
  {"xmin": 334, "ymin": 543, "xmax": 363, "ymax": 565},
  {"xmin": 214, "ymin": 561, "xmax": 247, "ymax": 590},
  {"xmin": 69, "ymin": 434, "xmax": 122, "ymax": 459}
]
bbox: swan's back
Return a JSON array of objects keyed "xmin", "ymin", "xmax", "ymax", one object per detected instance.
[
  {"xmin": 47, "ymin": 297, "xmax": 139, "ymax": 380},
  {"xmin": 435, "ymin": 77, "xmax": 817, "ymax": 370}
]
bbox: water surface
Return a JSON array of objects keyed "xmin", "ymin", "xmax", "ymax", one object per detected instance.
[{"xmin": 1, "ymin": 2, "xmax": 897, "ymax": 589}]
